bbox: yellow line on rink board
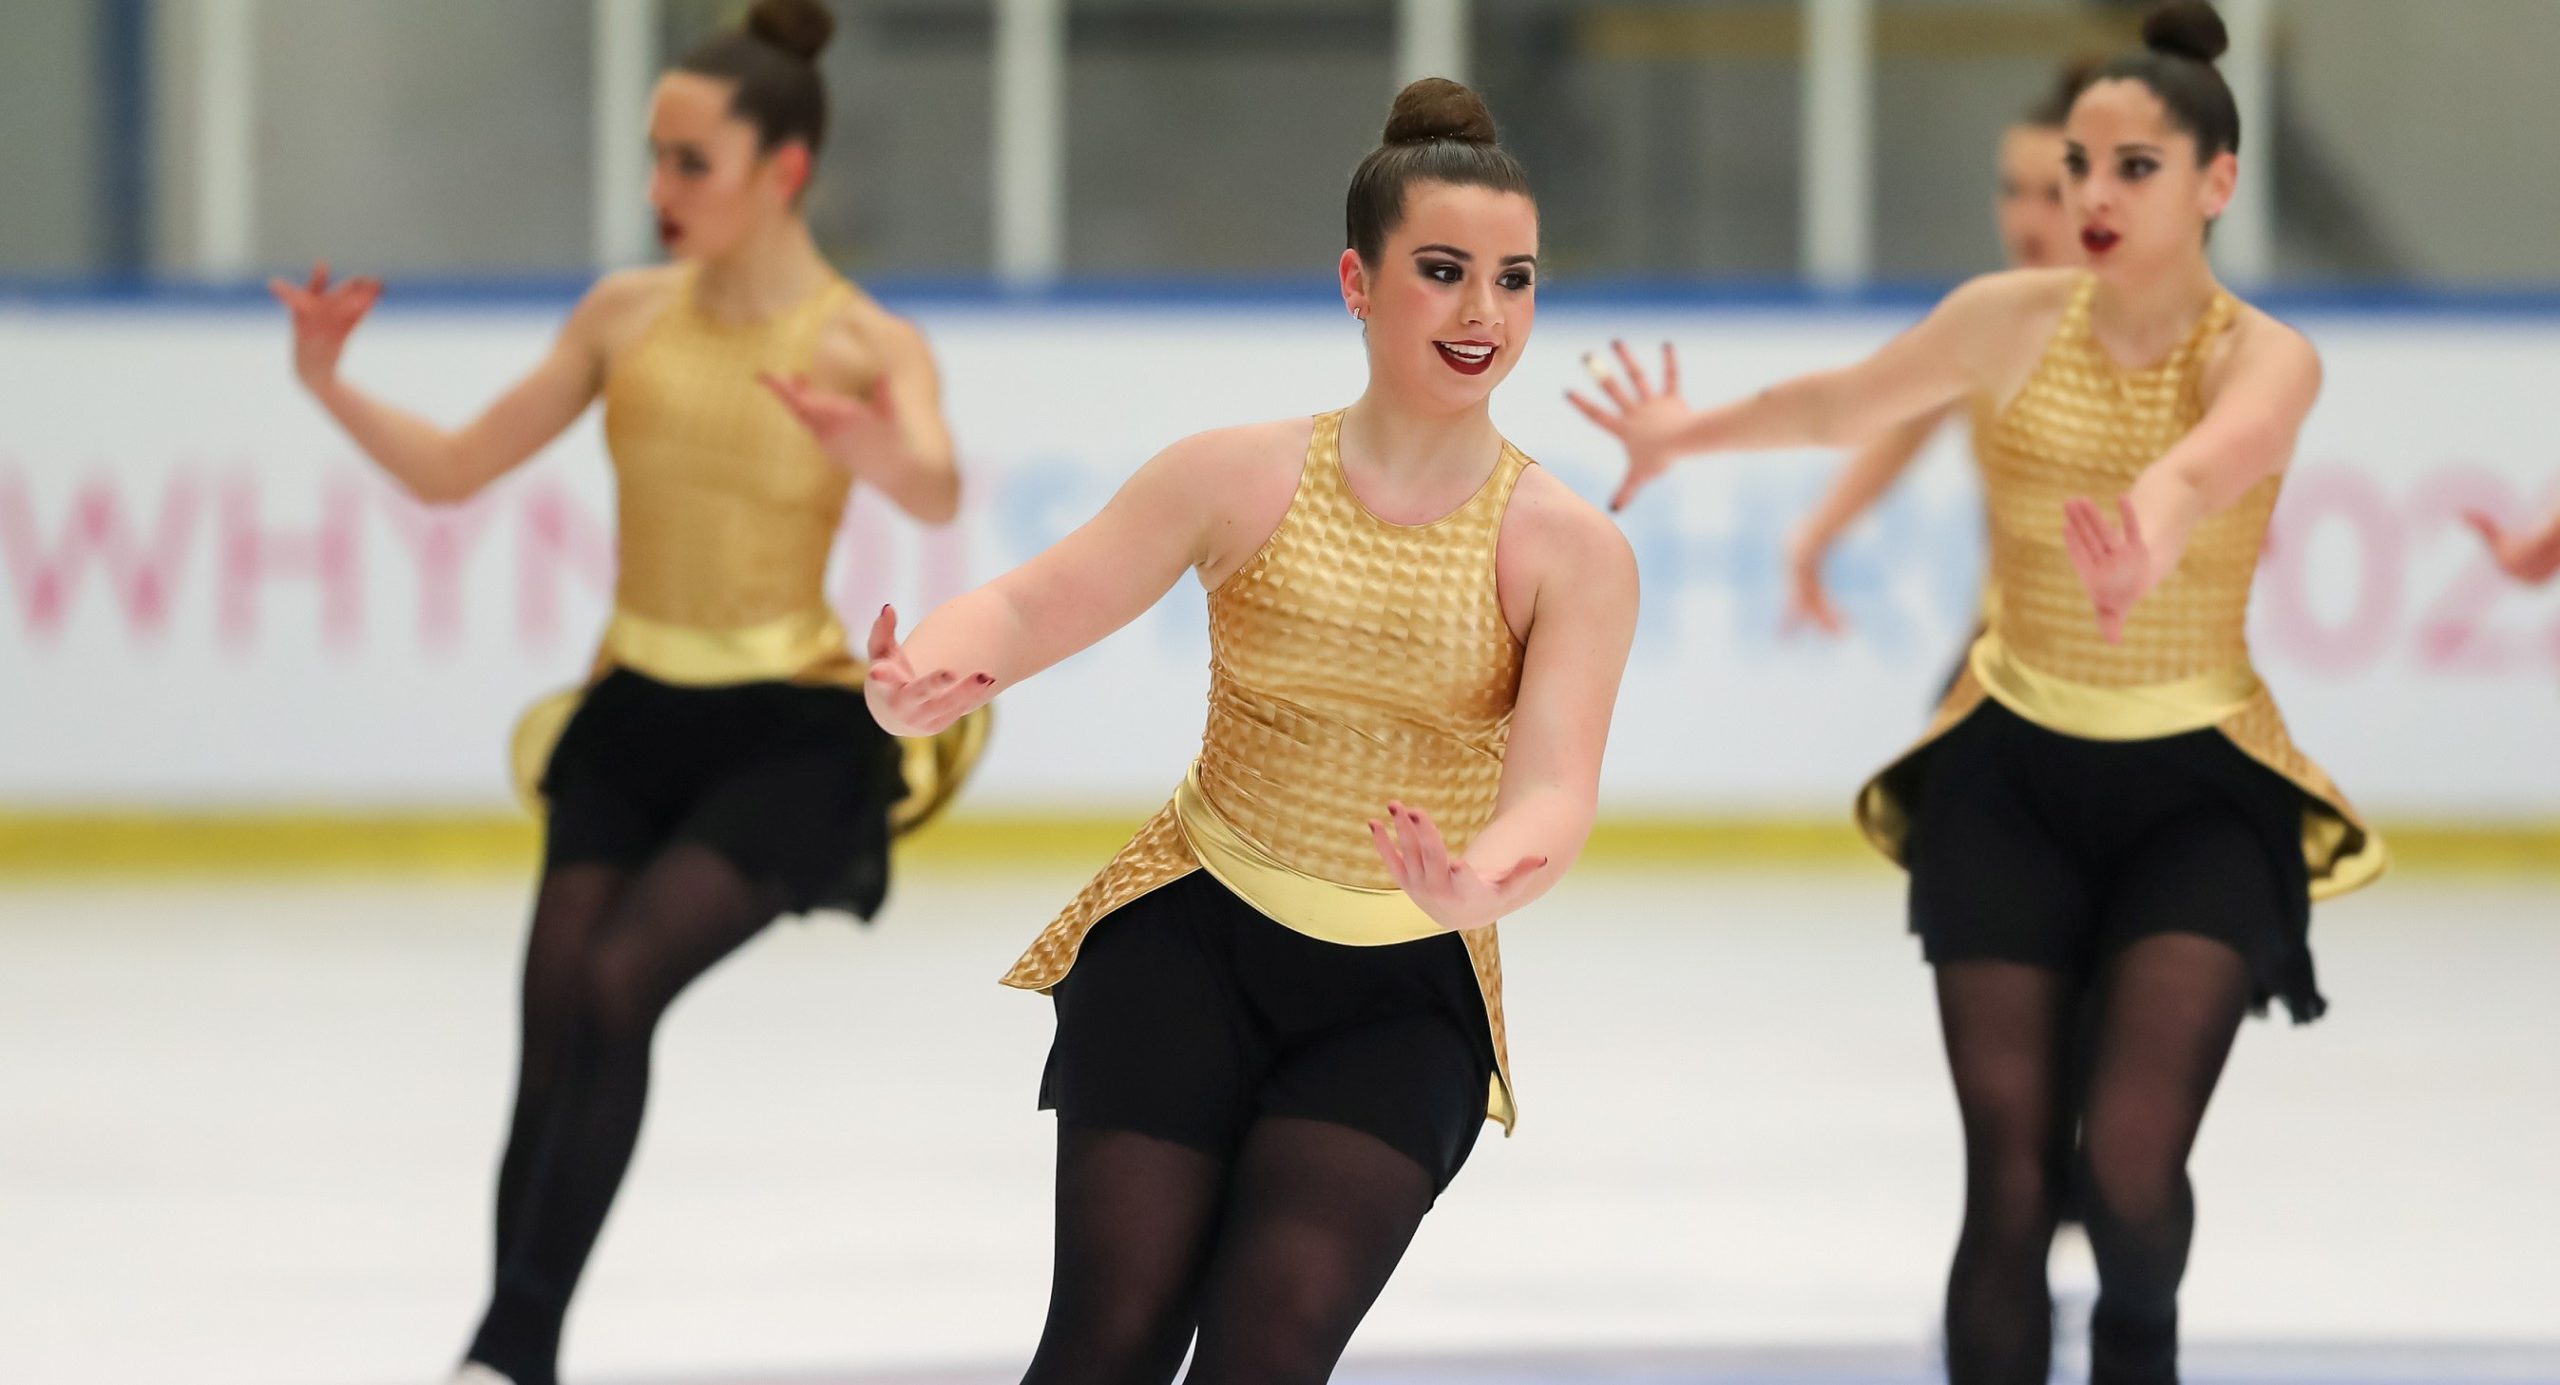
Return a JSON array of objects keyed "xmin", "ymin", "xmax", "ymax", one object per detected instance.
[{"xmin": 1, "ymin": 812, "xmax": 2556, "ymax": 878}]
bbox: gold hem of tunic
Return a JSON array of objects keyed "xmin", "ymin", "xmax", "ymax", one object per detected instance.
[
  {"xmin": 1856, "ymin": 634, "xmax": 2387, "ymax": 902},
  {"xmin": 507, "ymin": 605, "xmax": 988, "ymax": 839}
]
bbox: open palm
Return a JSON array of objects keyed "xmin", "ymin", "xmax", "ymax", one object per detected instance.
[
  {"xmin": 1565, "ymin": 340, "xmax": 1693, "ymax": 512},
  {"xmin": 1367, "ymin": 801, "xmax": 1544, "ymax": 934},
  {"xmin": 267, "ymin": 261, "xmax": 381, "ymax": 388}
]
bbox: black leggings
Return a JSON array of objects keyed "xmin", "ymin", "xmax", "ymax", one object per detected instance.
[
  {"xmin": 1909, "ymin": 706, "xmax": 2312, "ymax": 1384},
  {"xmin": 463, "ymin": 846, "xmax": 791, "ymax": 1385},
  {"xmin": 1020, "ymin": 1118, "xmax": 1441, "ymax": 1385},
  {"xmin": 1937, "ymin": 939, "xmax": 2252, "ymax": 1385}
]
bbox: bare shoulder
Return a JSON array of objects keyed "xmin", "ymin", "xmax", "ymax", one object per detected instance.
[
  {"xmin": 1945, "ymin": 266, "xmax": 2081, "ymax": 320},
  {"xmin": 1153, "ymin": 415, "xmax": 1316, "ymax": 506},
  {"xmin": 830, "ymin": 287, "xmax": 931, "ymax": 360},
  {"xmin": 2231, "ymin": 303, "xmax": 2317, "ymax": 369},
  {"xmin": 574, "ymin": 265, "xmax": 684, "ymax": 359},
  {"xmin": 1499, "ymin": 461, "xmax": 1638, "ymax": 627},
  {"xmin": 2206, "ymin": 302, "xmax": 2320, "ymax": 401},
  {"xmin": 1159, "ymin": 416, "xmax": 1321, "ymax": 586}
]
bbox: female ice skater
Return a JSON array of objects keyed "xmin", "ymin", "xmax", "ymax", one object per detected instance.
[
  {"xmin": 1576, "ymin": 5, "xmax": 2383, "ymax": 1380},
  {"xmin": 273, "ymin": 4, "xmax": 980, "ymax": 1380},
  {"xmin": 862, "ymin": 77, "xmax": 1638, "ymax": 1385}
]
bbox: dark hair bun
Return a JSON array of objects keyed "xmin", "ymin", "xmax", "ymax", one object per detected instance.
[
  {"xmin": 1383, "ymin": 77, "xmax": 1497, "ymax": 147},
  {"xmin": 2143, "ymin": 0, "xmax": 2229, "ymax": 63},
  {"xmin": 748, "ymin": 0, "xmax": 835, "ymax": 63}
]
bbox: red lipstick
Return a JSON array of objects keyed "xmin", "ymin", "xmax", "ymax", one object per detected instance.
[
  {"xmin": 1435, "ymin": 340, "xmax": 1497, "ymax": 376},
  {"xmin": 2081, "ymin": 226, "xmax": 2120, "ymax": 256}
]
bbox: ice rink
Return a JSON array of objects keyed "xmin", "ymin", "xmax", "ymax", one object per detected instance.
[{"xmin": 7, "ymin": 860, "xmax": 2553, "ymax": 1384}]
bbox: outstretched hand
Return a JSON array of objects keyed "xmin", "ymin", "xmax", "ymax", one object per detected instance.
[
  {"xmin": 1367, "ymin": 801, "xmax": 1545, "ymax": 935},
  {"xmin": 2462, "ymin": 508, "xmax": 2560, "ymax": 586},
  {"xmin": 1565, "ymin": 340, "xmax": 1693, "ymax": 513},
  {"xmin": 2062, "ymin": 495, "xmax": 2150, "ymax": 645},
  {"xmin": 760, "ymin": 371, "xmax": 903, "ymax": 471},
  {"xmin": 268, "ymin": 261, "xmax": 382, "ymax": 389},
  {"xmin": 1781, "ymin": 526, "xmax": 1849, "ymax": 636},
  {"xmin": 861, "ymin": 605, "xmax": 994, "ymax": 737}
]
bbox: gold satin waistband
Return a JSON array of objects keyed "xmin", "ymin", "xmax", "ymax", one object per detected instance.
[
  {"xmin": 1969, "ymin": 632, "xmax": 2264, "ymax": 742},
  {"xmin": 600, "ymin": 606, "xmax": 857, "ymax": 688},
  {"xmin": 1173, "ymin": 767, "xmax": 1446, "ymax": 947}
]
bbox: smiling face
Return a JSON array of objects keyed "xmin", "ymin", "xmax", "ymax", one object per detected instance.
[
  {"xmin": 645, "ymin": 71, "xmax": 810, "ymax": 259},
  {"xmin": 1338, "ymin": 180, "xmax": 1540, "ymax": 415},
  {"xmin": 2063, "ymin": 77, "xmax": 2236, "ymax": 281},
  {"xmin": 1994, "ymin": 123, "xmax": 2076, "ymax": 270}
]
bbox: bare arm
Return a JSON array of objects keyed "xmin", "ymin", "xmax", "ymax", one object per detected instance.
[
  {"xmin": 863, "ymin": 428, "xmax": 1241, "ymax": 736},
  {"xmin": 1784, "ymin": 406, "xmax": 1949, "ymax": 633},
  {"xmin": 2064, "ymin": 318, "xmax": 2322, "ymax": 641},
  {"xmin": 1372, "ymin": 481, "xmax": 1641, "ymax": 931},
  {"xmin": 765, "ymin": 312, "xmax": 963, "ymax": 524},
  {"xmin": 273, "ymin": 264, "xmax": 629, "ymax": 505},
  {"xmin": 1573, "ymin": 272, "xmax": 2049, "ymax": 511}
]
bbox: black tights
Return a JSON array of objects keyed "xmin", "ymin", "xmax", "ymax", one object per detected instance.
[
  {"xmin": 1937, "ymin": 933, "xmax": 2253, "ymax": 1385},
  {"xmin": 466, "ymin": 845, "xmax": 791, "ymax": 1385},
  {"xmin": 1020, "ymin": 1117, "xmax": 1440, "ymax": 1385}
]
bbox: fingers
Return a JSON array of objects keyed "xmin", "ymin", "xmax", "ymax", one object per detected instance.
[
  {"xmin": 1610, "ymin": 340, "xmax": 1652, "ymax": 401},
  {"xmin": 1488, "ymin": 853, "xmax": 1548, "ymax": 894},
  {"xmin": 1399, "ymin": 803, "xmax": 1453, "ymax": 881},
  {"xmin": 1368, "ymin": 817, "xmax": 1409, "ymax": 888},
  {"xmin": 758, "ymin": 370, "xmax": 813, "ymax": 420},
  {"xmin": 2063, "ymin": 498, "xmax": 2112, "ymax": 564},
  {"xmin": 1660, "ymin": 341, "xmax": 1681, "ymax": 397},
  {"xmin": 866, "ymin": 604, "xmax": 900, "ymax": 661},
  {"xmin": 2115, "ymin": 494, "xmax": 2144, "ymax": 552},
  {"xmin": 267, "ymin": 277, "xmax": 304, "ymax": 311},
  {"xmin": 1385, "ymin": 802, "xmax": 1429, "ymax": 883},
  {"xmin": 1564, "ymin": 390, "xmax": 1623, "ymax": 435},
  {"xmin": 2461, "ymin": 510, "xmax": 2505, "ymax": 544},
  {"xmin": 1595, "ymin": 372, "xmax": 1637, "ymax": 415},
  {"xmin": 2098, "ymin": 608, "xmax": 2127, "ymax": 646},
  {"xmin": 1806, "ymin": 586, "xmax": 1846, "ymax": 636},
  {"xmin": 905, "ymin": 670, "xmax": 996, "ymax": 730},
  {"xmin": 1608, "ymin": 466, "xmax": 1651, "ymax": 515},
  {"xmin": 309, "ymin": 261, "xmax": 329, "ymax": 294}
]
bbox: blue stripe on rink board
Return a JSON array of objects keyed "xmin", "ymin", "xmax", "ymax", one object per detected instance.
[{"xmin": 15, "ymin": 276, "xmax": 2560, "ymax": 319}]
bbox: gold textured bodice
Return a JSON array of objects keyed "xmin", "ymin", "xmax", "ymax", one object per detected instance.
[
  {"xmin": 1859, "ymin": 274, "xmax": 2383, "ymax": 897},
  {"xmin": 508, "ymin": 267, "xmax": 984, "ymax": 836},
  {"xmin": 1003, "ymin": 410, "xmax": 1532, "ymax": 1131},
  {"xmin": 604, "ymin": 267, "xmax": 855, "ymax": 644}
]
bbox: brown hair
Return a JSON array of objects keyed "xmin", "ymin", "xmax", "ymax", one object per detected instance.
[
  {"xmin": 673, "ymin": 0, "xmax": 836, "ymax": 157},
  {"xmin": 1344, "ymin": 78, "xmax": 1533, "ymax": 266},
  {"xmin": 2081, "ymin": 0, "xmax": 2240, "ymax": 161}
]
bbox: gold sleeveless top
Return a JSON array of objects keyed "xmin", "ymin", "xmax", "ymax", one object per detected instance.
[
  {"xmin": 1860, "ymin": 274, "xmax": 2383, "ymax": 898},
  {"xmin": 1002, "ymin": 409, "xmax": 1532, "ymax": 1131},
  {"xmin": 509, "ymin": 266, "xmax": 984, "ymax": 833}
]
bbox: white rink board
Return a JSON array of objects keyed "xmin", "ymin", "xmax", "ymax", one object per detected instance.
[{"xmin": 2, "ymin": 297, "xmax": 2555, "ymax": 816}]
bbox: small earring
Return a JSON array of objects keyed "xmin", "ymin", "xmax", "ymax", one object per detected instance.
[{"xmin": 1350, "ymin": 306, "xmax": 1366, "ymax": 321}]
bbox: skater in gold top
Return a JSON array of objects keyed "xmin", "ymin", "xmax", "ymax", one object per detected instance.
[
  {"xmin": 272, "ymin": 5, "xmax": 978, "ymax": 1382},
  {"xmin": 1575, "ymin": 5, "xmax": 2379, "ymax": 1381},
  {"xmin": 865, "ymin": 78, "xmax": 1637, "ymax": 1384}
]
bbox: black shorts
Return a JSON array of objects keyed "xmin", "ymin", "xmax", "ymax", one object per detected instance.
[
  {"xmin": 539, "ymin": 669, "xmax": 903, "ymax": 918},
  {"xmin": 1040, "ymin": 870, "xmax": 1496, "ymax": 1193},
  {"xmin": 1905, "ymin": 699, "xmax": 2323, "ymax": 1022}
]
